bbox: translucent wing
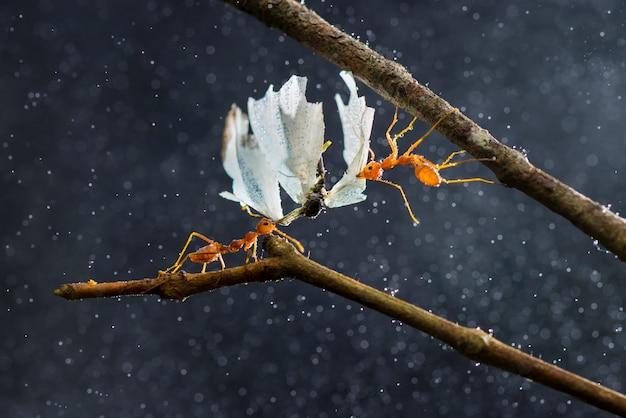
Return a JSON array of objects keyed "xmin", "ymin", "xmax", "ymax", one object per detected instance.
[
  {"xmin": 219, "ymin": 104, "xmax": 284, "ymax": 221},
  {"xmin": 247, "ymin": 75, "xmax": 325, "ymax": 205},
  {"xmin": 325, "ymin": 71, "xmax": 374, "ymax": 208}
]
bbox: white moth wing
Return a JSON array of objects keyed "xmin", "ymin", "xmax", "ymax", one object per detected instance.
[
  {"xmin": 219, "ymin": 104, "xmax": 284, "ymax": 220},
  {"xmin": 248, "ymin": 75, "xmax": 324, "ymax": 205},
  {"xmin": 325, "ymin": 71, "xmax": 374, "ymax": 208},
  {"xmin": 337, "ymin": 71, "xmax": 373, "ymax": 166},
  {"xmin": 324, "ymin": 138, "xmax": 369, "ymax": 208}
]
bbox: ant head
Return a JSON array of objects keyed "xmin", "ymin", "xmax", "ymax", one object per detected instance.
[
  {"xmin": 256, "ymin": 218, "xmax": 277, "ymax": 235},
  {"xmin": 357, "ymin": 161, "xmax": 383, "ymax": 180}
]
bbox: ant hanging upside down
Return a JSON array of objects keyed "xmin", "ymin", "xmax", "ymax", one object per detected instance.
[{"xmin": 357, "ymin": 107, "xmax": 496, "ymax": 224}]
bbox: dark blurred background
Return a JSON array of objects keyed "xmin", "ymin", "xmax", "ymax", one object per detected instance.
[{"xmin": 2, "ymin": 1, "xmax": 626, "ymax": 416}]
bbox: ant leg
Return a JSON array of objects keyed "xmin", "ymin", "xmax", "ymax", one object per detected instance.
[
  {"xmin": 442, "ymin": 177, "xmax": 496, "ymax": 185},
  {"xmin": 241, "ymin": 205, "xmax": 263, "ymax": 219},
  {"xmin": 245, "ymin": 239, "xmax": 259, "ymax": 264},
  {"xmin": 374, "ymin": 178, "xmax": 420, "ymax": 225},
  {"xmin": 368, "ymin": 147, "xmax": 376, "ymax": 162},
  {"xmin": 404, "ymin": 108, "xmax": 458, "ymax": 156},
  {"xmin": 437, "ymin": 151, "xmax": 496, "ymax": 185},
  {"xmin": 391, "ymin": 114, "xmax": 419, "ymax": 144},
  {"xmin": 385, "ymin": 106, "xmax": 399, "ymax": 141},
  {"xmin": 437, "ymin": 151, "xmax": 497, "ymax": 185},
  {"xmin": 163, "ymin": 232, "xmax": 216, "ymax": 274},
  {"xmin": 386, "ymin": 106, "xmax": 419, "ymax": 159},
  {"xmin": 164, "ymin": 233, "xmax": 196, "ymax": 273},
  {"xmin": 164, "ymin": 254, "xmax": 191, "ymax": 274},
  {"xmin": 384, "ymin": 106, "xmax": 403, "ymax": 159},
  {"xmin": 437, "ymin": 150, "xmax": 496, "ymax": 170},
  {"xmin": 252, "ymin": 239, "xmax": 258, "ymax": 262},
  {"xmin": 438, "ymin": 150, "xmax": 468, "ymax": 168},
  {"xmin": 273, "ymin": 228, "xmax": 305, "ymax": 253}
]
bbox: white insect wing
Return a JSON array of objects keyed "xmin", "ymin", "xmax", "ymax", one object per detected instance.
[
  {"xmin": 248, "ymin": 75, "xmax": 325, "ymax": 205},
  {"xmin": 219, "ymin": 104, "xmax": 284, "ymax": 221},
  {"xmin": 221, "ymin": 72, "xmax": 372, "ymax": 225},
  {"xmin": 324, "ymin": 71, "xmax": 374, "ymax": 208}
]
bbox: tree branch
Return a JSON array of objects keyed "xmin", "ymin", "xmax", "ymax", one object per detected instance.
[
  {"xmin": 220, "ymin": 0, "xmax": 626, "ymax": 262},
  {"xmin": 55, "ymin": 235, "xmax": 626, "ymax": 415}
]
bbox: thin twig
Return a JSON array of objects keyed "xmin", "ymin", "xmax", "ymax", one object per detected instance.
[
  {"xmin": 55, "ymin": 236, "xmax": 626, "ymax": 415},
  {"xmin": 221, "ymin": 0, "xmax": 626, "ymax": 262}
]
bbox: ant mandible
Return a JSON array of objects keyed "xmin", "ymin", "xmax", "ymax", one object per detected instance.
[
  {"xmin": 163, "ymin": 215, "xmax": 304, "ymax": 274},
  {"xmin": 357, "ymin": 107, "xmax": 495, "ymax": 224}
]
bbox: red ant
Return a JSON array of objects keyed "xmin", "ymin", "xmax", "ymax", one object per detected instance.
[
  {"xmin": 163, "ymin": 215, "xmax": 304, "ymax": 274},
  {"xmin": 163, "ymin": 233, "xmax": 231, "ymax": 273},
  {"xmin": 356, "ymin": 107, "xmax": 495, "ymax": 224}
]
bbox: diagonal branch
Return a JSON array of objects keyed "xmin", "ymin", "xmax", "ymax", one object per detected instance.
[
  {"xmin": 55, "ymin": 235, "xmax": 626, "ymax": 415},
  {"xmin": 220, "ymin": 0, "xmax": 626, "ymax": 262}
]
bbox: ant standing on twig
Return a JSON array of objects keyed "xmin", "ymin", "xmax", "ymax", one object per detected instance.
[
  {"xmin": 357, "ymin": 107, "xmax": 496, "ymax": 224},
  {"xmin": 162, "ymin": 208, "xmax": 304, "ymax": 274}
]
